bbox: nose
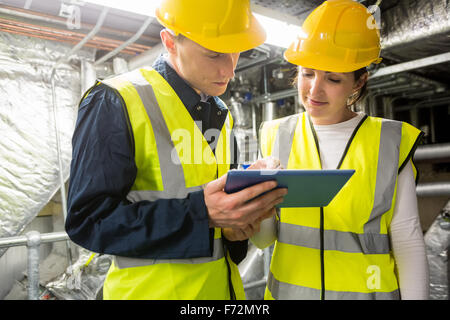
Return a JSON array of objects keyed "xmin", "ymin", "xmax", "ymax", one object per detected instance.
[
  {"xmin": 219, "ymin": 53, "xmax": 239, "ymax": 79},
  {"xmin": 309, "ymin": 74, "xmax": 324, "ymax": 97}
]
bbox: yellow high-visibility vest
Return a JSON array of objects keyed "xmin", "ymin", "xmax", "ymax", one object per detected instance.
[
  {"xmin": 100, "ymin": 67, "xmax": 245, "ymax": 300},
  {"xmin": 260, "ymin": 112, "xmax": 422, "ymax": 300}
]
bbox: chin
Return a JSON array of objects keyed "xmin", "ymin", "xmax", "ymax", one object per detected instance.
[
  {"xmin": 206, "ymin": 88, "xmax": 227, "ymax": 97},
  {"xmin": 305, "ymin": 106, "xmax": 325, "ymax": 118}
]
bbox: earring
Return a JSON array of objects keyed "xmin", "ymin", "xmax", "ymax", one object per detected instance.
[{"xmin": 347, "ymin": 91, "xmax": 359, "ymax": 106}]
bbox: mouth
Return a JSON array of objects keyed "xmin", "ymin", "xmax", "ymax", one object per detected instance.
[
  {"xmin": 213, "ymin": 81, "xmax": 228, "ymax": 87},
  {"xmin": 308, "ymin": 97, "xmax": 328, "ymax": 106}
]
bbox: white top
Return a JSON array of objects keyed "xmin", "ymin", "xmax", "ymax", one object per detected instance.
[{"xmin": 252, "ymin": 112, "xmax": 429, "ymax": 299}]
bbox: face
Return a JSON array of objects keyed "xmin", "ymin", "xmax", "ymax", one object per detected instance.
[
  {"xmin": 161, "ymin": 30, "xmax": 240, "ymax": 97},
  {"xmin": 297, "ymin": 67, "xmax": 366, "ymax": 125}
]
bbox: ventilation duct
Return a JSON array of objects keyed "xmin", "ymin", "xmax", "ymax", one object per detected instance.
[
  {"xmin": 381, "ymin": 0, "xmax": 450, "ymax": 61},
  {"xmin": 0, "ymin": 32, "xmax": 95, "ymax": 258}
]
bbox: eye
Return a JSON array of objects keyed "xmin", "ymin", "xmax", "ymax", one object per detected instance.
[
  {"xmin": 208, "ymin": 53, "xmax": 222, "ymax": 59},
  {"xmin": 301, "ymin": 72, "xmax": 313, "ymax": 78},
  {"xmin": 328, "ymin": 78, "xmax": 341, "ymax": 83}
]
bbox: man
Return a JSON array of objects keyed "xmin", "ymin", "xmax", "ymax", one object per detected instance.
[{"xmin": 65, "ymin": 0, "xmax": 287, "ymax": 300}]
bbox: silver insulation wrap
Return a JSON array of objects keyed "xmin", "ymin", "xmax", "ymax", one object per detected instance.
[
  {"xmin": 44, "ymin": 249, "xmax": 112, "ymax": 300},
  {"xmin": 381, "ymin": 0, "xmax": 450, "ymax": 57},
  {"xmin": 424, "ymin": 201, "xmax": 450, "ymax": 300},
  {"xmin": 0, "ymin": 32, "xmax": 95, "ymax": 257}
]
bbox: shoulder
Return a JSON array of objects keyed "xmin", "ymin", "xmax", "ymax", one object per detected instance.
[
  {"xmin": 367, "ymin": 116, "xmax": 422, "ymax": 138},
  {"xmin": 260, "ymin": 112, "xmax": 301, "ymax": 133},
  {"xmin": 79, "ymin": 82, "xmax": 124, "ymax": 114},
  {"xmin": 76, "ymin": 82, "xmax": 131, "ymax": 139}
]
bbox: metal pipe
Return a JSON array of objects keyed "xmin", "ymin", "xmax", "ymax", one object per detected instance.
[
  {"xmin": 395, "ymin": 97, "xmax": 450, "ymax": 112},
  {"xmin": 128, "ymin": 42, "xmax": 165, "ymax": 70},
  {"xmin": 417, "ymin": 182, "xmax": 450, "ymax": 197},
  {"xmin": 94, "ymin": 16, "xmax": 153, "ymax": 65},
  {"xmin": 370, "ymin": 52, "xmax": 450, "ymax": 79},
  {"xmin": 0, "ymin": 232, "xmax": 69, "ymax": 249},
  {"xmin": 0, "ymin": 5, "xmax": 157, "ymax": 48},
  {"xmin": 0, "ymin": 24, "xmax": 141, "ymax": 55},
  {"xmin": 414, "ymin": 143, "xmax": 450, "ymax": 162},
  {"xmin": 80, "ymin": 60, "xmax": 97, "ymax": 96},
  {"xmin": 252, "ymin": 88, "xmax": 297, "ymax": 104},
  {"xmin": 26, "ymin": 231, "xmax": 41, "ymax": 300},
  {"xmin": 52, "ymin": 7, "xmax": 109, "ymax": 72},
  {"xmin": 236, "ymin": 57, "xmax": 280, "ymax": 73},
  {"xmin": 0, "ymin": 231, "xmax": 69, "ymax": 300},
  {"xmin": 263, "ymin": 102, "xmax": 276, "ymax": 122}
]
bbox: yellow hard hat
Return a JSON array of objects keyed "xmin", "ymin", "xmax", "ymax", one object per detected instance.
[
  {"xmin": 155, "ymin": 0, "xmax": 266, "ymax": 53},
  {"xmin": 284, "ymin": 0, "xmax": 382, "ymax": 72}
]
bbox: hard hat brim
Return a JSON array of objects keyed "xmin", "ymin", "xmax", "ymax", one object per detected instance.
[
  {"xmin": 156, "ymin": 13, "xmax": 266, "ymax": 53},
  {"xmin": 284, "ymin": 42, "xmax": 382, "ymax": 73}
]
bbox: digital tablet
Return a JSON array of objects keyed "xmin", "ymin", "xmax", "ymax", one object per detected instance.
[{"xmin": 224, "ymin": 169, "xmax": 355, "ymax": 208}]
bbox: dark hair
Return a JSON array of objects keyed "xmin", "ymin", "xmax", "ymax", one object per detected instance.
[{"xmin": 352, "ymin": 67, "xmax": 368, "ymax": 105}]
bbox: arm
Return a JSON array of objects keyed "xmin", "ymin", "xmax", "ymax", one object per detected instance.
[
  {"xmin": 250, "ymin": 214, "xmax": 277, "ymax": 249},
  {"xmin": 66, "ymin": 84, "xmax": 211, "ymax": 259},
  {"xmin": 249, "ymin": 157, "xmax": 284, "ymax": 249},
  {"xmin": 390, "ymin": 161, "xmax": 430, "ymax": 299}
]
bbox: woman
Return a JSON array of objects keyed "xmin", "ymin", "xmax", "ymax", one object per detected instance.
[{"xmin": 252, "ymin": 0, "xmax": 429, "ymax": 300}]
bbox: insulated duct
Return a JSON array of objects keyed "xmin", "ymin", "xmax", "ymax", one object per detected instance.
[
  {"xmin": 424, "ymin": 201, "xmax": 450, "ymax": 300},
  {"xmin": 0, "ymin": 32, "xmax": 95, "ymax": 258},
  {"xmin": 381, "ymin": 0, "xmax": 450, "ymax": 59}
]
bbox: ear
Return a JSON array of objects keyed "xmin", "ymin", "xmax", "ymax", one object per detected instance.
[
  {"xmin": 160, "ymin": 29, "xmax": 177, "ymax": 54},
  {"xmin": 353, "ymin": 72, "xmax": 368, "ymax": 91}
]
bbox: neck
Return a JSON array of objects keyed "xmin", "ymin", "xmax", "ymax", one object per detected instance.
[
  {"xmin": 166, "ymin": 54, "xmax": 202, "ymax": 95},
  {"xmin": 310, "ymin": 108, "xmax": 357, "ymax": 125}
]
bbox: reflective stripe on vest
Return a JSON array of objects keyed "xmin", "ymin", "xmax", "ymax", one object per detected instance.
[
  {"xmin": 260, "ymin": 112, "xmax": 422, "ymax": 300},
  {"xmin": 114, "ymin": 236, "xmax": 225, "ymax": 269},
  {"xmin": 267, "ymin": 271, "xmax": 400, "ymax": 300}
]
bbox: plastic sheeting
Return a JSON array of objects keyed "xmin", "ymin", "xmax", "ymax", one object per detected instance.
[
  {"xmin": 44, "ymin": 248, "xmax": 112, "ymax": 300},
  {"xmin": 0, "ymin": 32, "xmax": 95, "ymax": 257},
  {"xmin": 238, "ymin": 243, "xmax": 267, "ymax": 300},
  {"xmin": 424, "ymin": 200, "xmax": 450, "ymax": 300}
]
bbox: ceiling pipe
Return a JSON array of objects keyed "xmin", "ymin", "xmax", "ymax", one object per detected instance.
[
  {"xmin": 0, "ymin": 4, "xmax": 159, "ymax": 43},
  {"xmin": 414, "ymin": 143, "xmax": 450, "ymax": 163},
  {"xmin": 417, "ymin": 182, "xmax": 450, "ymax": 197},
  {"xmin": 370, "ymin": 52, "xmax": 450, "ymax": 79},
  {"xmin": 94, "ymin": 16, "xmax": 154, "ymax": 66},
  {"xmin": 128, "ymin": 42, "xmax": 165, "ymax": 70}
]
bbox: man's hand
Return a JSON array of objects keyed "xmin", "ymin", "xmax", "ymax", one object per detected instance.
[{"xmin": 204, "ymin": 173, "xmax": 287, "ymax": 230}]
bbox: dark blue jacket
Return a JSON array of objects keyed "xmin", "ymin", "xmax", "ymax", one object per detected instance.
[{"xmin": 65, "ymin": 55, "xmax": 247, "ymax": 263}]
